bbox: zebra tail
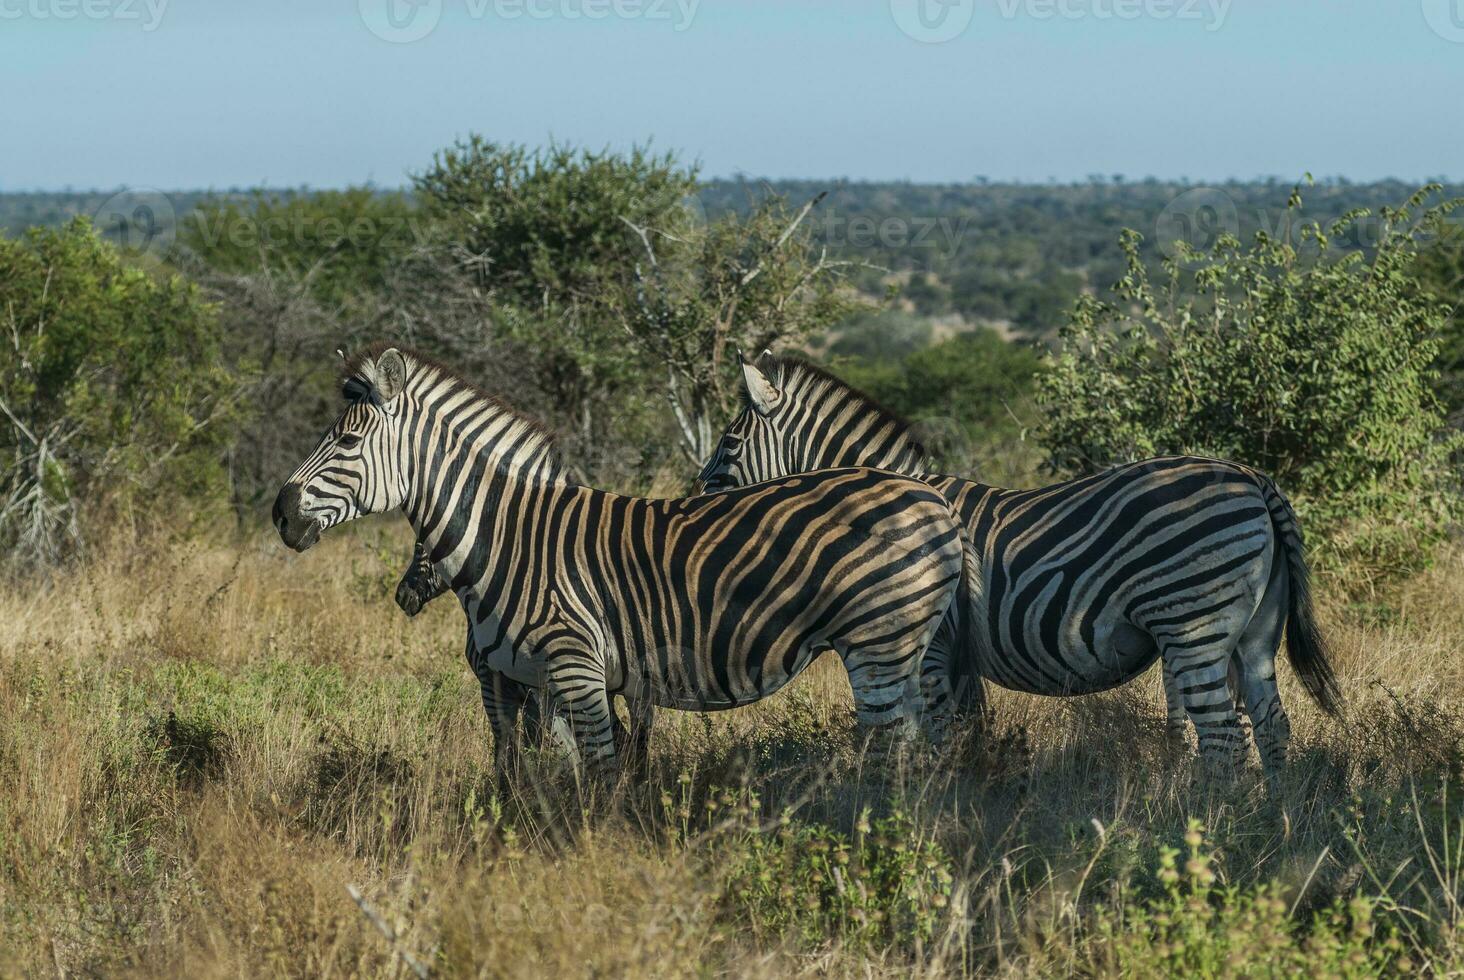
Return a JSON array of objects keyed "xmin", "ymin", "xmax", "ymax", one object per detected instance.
[{"xmin": 1261, "ymin": 476, "xmax": 1343, "ymax": 717}]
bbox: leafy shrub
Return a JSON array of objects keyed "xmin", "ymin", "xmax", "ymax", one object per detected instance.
[
  {"xmin": 837, "ymin": 327, "xmax": 1043, "ymax": 482},
  {"xmin": 1090, "ymin": 820, "xmax": 1408, "ymax": 977},
  {"xmin": 414, "ymin": 137, "xmax": 697, "ymax": 309},
  {"xmin": 1412, "ymin": 222, "xmax": 1464, "ymax": 415},
  {"xmin": 412, "ymin": 137, "xmax": 696, "ymax": 412},
  {"xmin": 830, "ymin": 308, "xmax": 935, "ymax": 361},
  {"xmin": 0, "ymin": 219, "xmax": 237, "ymax": 564},
  {"xmin": 409, "ymin": 137, "xmax": 698, "ymax": 476},
  {"xmin": 180, "ymin": 187, "xmax": 422, "ymax": 310},
  {"xmin": 717, "ymin": 800, "xmax": 953, "ymax": 952},
  {"xmin": 1038, "ymin": 184, "xmax": 1462, "ymax": 578}
]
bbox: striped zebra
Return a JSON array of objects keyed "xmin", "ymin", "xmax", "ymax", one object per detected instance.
[
  {"xmin": 395, "ymin": 541, "xmax": 651, "ymax": 768},
  {"xmin": 394, "ymin": 544, "xmax": 587, "ymax": 759},
  {"xmin": 272, "ymin": 345, "xmax": 967, "ymax": 777},
  {"xmin": 696, "ymin": 352, "xmax": 1342, "ymax": 775}
]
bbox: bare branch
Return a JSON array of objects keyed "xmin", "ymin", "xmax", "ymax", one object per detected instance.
[
  {"xmin": 346, "ymin": 884, "xmax": 430, "ymax": 980},
  {"xmin": 620, "ymin": 215, "xmax": 659, "ymax": 269},
  {"xmin": 739, "ymin": 191, "xmax": 827, "ymax": 288},
  {"xmin": 0, "ymin": 393, "xmax": 39, "ymax": 446}
]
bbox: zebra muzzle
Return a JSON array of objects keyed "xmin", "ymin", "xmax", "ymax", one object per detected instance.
[
  {"xmin": 395, "ymin": 579, "xmax": 425, "ymax": 617},
  {"xmin": 272, "ymin": 484, "xmax": 323, "ymax": 552}
]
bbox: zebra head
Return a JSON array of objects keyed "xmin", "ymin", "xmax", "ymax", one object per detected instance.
[
  {"xmin": 395, "ymin": 541, "xmax": 449, "ymax": 616},
  {"xmin": 696, "ymin": 350, "xmax": 790, "ymax": 493},
  {"xmin": 273, "ymin": 347, "xmax": 412, "ymax": 552},
  {"xmin": 697, "ymin": 350, "xmax": 930, "ymax": 494}
]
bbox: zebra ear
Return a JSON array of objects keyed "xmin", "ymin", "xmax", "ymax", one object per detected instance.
[
  {"xmin": 741, "ymin": 352, "xmax": 782, "ymax": 415},
  {"xmin": 375, "ymin": 348, "xmax": 407, "ymax": 402}
]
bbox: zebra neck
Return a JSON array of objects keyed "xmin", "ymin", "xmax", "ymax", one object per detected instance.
[
  {"xmin": 894, "ymin": 455, "xmax": 930, "ymax": 480},
  {"xmin": 783, "ymin": 371, "xmax": 932, "ymax": 478},
  {"xmin": 399, "ymin": 398, "xmax": 568, "ymax": 584},
  {"xmin": 809, "ymin": 445, "xmax": 928, "ymax": 480}
]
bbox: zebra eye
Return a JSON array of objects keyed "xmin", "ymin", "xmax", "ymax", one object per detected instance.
[{"xmin": 338, "ymin": 433, "xmax": 362, "ymax": 450}]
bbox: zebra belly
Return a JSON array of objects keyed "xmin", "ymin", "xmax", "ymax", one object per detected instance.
[
  {"xmin": 974, "ymin": 602, "xmax": 1161, "ymax": 696},
  {"xmin": 466, "ymin": 604, "xmax": 548, "ymax": 690},
  {"xmin": 626, "ymin": 641, "xmax": 819, "ymax": 712},
  {"xmin": 480, "ymin": 641, "xmax": 545, "ymax": 689}
]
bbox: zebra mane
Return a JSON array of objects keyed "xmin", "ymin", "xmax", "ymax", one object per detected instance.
[
  {"xmin": 341, "ymin": 342, "xmax": 568, "ymax": 474},
  {"xmin": 769, "ymin": 355, "xmax": 931, "ymax": 462}
]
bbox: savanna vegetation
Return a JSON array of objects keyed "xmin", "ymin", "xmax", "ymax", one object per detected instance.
[{"xmin": 3, "ymin": 147, "xmax": 1464, "ymax": 976}]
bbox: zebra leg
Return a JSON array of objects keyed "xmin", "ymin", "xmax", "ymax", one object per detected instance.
[
  {"xmin": 844, "ymin": 632, "xmax": 930, "ymax": 763},
  {"xmin": 1236, "ymin": 642, "xmax": 1290, "ymax": 778},
  {"xmin": 1235, "ymin": 566, "xmax": 1291, "ymax": 778},
  {"xmin": 521, "ymin": 688, "xmax": 582, "ymax": 762},
  {"xmin": 615, "ymin": 681, "xmax": 656, "ymax": 775},
  {"xmin": 477, "ymin": 664, "xmax": 528, "ymax": 797},
  {"xmin": 521, "ymin": 689, "xmax": 549, "ymax": 744},
  {"xmin": 545, "ymin": 655, "xmax": 619, "ymax": 778},
  {"xmin": 464, "ymin": 633, "xmax": 517, "ymax": 790},
  {"xmin": 1162, "ymin": 658, "xmax": 1189, "ymax": 749},
  {"xmin": 617, "ymin": 703, "xmax": 656, "ymax": 776},
  {"xmin": 1162, "ymin": 642, "xmax": 1247, "ymax": 772},
  {"xmin": 918, "ymin": 621, "xmax": 960, "ymax": 749}
]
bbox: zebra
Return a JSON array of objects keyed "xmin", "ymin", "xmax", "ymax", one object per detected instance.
[
  {"xmin": 696, "ymin": 351, "xmax": 1342, "ymax": 775},
  {"xmin": 272, "ymin": 344, "xmax": 968, "ymax": 778},
  {"xmin": 395, "ymin": 540, "xmax": 652, "ymax": 769},
  {"xmin": 393, "ymin": 540, "xmax": 451, "ymax": 618}
]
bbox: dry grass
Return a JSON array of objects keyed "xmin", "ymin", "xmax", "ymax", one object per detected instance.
[{"xmin": 5, "ymin": 520, "xmax": 1464, "ymax": 976}]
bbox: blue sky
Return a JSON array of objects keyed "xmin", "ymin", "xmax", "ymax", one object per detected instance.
[{"xmin": 3, "ymin": 0, "xmax": 1461, "ymax": 189}]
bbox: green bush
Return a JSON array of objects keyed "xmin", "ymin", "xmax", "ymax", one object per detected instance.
[
  {"xmin": 1038, "ymin": 184, "xmax": 1462, "ymax": 579},
  {"xmin": 411, "ymin": 136, "xmax": 697, "ymax": 399},
  {"xmin": 1412, "ymin": 222, "xmax": 1464, "ymax": 415},
  {"xmin": 837, "ymin": 327, "xmax": 1043, "ymax": 483},
  {"xmin": 411, "ymin": 137, "xmax": 698, "ymax": 470},
  {"xmin": 829, "ymin": 308, "xmax": 934, "ymax": 361},
  {"xmin": 180, "ymin": 187, "xmax": 422, "ymax": 310},
  {"xmin": 716, "ymin": 801, "xmax": 953, "ymax": 952},
  {"xmin": 0, "ymin": 219, "xmax": 237, "ymax": 564},
  {"xmin": 1089, "ymin": 821, "xmax": 1408, "ymax": 977},
  {"xmin": 414, "ymin": 137, "xmax": 697, "ymax": 309}
]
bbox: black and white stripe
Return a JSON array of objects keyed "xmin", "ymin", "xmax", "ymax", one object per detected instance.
[
  {"xmin": 696, "ymin": 352, "xmax": 1341, "ymax": 773},
  {"xmin": 395, "ymin": 542, "xmax": 601, "ymax": 762},
  {"xmin": 274, "ymin": 345, "xmax": 967, "ymax": 776}
]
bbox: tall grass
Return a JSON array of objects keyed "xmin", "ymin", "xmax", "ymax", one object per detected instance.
[{"xmin": 4, "ymin": 521, "xmax": 1464, "ymax": 976}]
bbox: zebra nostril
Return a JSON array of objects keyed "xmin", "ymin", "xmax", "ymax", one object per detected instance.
[{"xmin": 272, "ymin": 484, "xmax": 305, "ymax": 540}]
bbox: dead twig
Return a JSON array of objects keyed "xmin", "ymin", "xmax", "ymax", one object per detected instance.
[{"xmin": 345, "ymin": 883, "xmax": 430, "ymax": 979}]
